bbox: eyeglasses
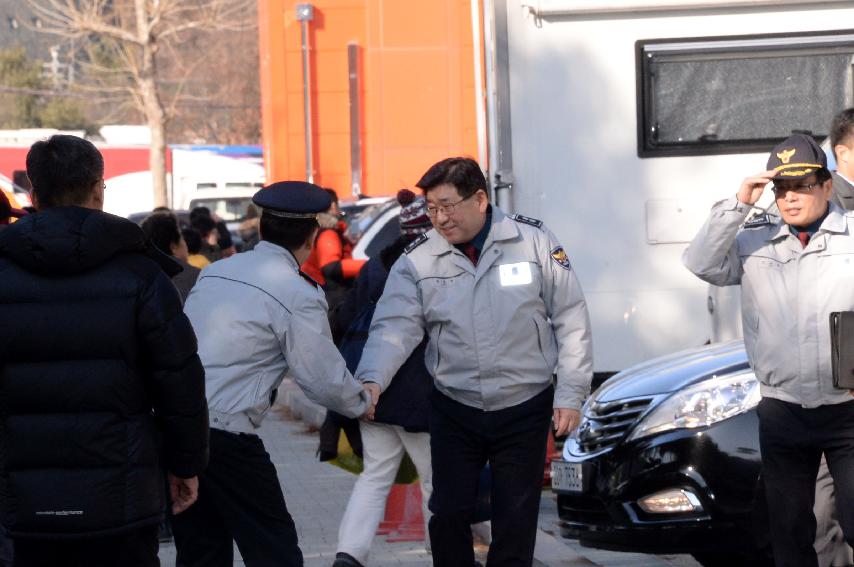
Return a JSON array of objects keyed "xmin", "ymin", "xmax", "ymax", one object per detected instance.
[
  {"xmin": 426, "ymin": 192, "xmax": 476, "ymax": 218},
  {"xmin": 772, "ymin": 182, "xmax": 820, "ymax": 197}
]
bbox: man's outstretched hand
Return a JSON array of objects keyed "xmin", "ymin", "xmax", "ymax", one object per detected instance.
[
  {"xmin": 362, "ymin": 382, "xmax": 381, "ymax": 420},
  {"xmin": 169, "ymin": 473, "xmax": 199, "ymax": 515}
]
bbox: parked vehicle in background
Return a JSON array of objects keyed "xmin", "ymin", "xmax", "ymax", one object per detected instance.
[
  {"xmin": 339, "ymin": 196, "xmax": 391, "ymax": 225},
  {"xmin": 551, "ymin": 340, "xmax": 770, "ymax": 567},
  {"xmin": 170, "ymin": 145, "xmax": 265, "ymax": 212},
  {"xmin": 0, "ymin": 135, "xmax": 265, "ymax": 219},
  {"xmin": 344, "ymin": 198, "xmax": 398, "ymax": 260}
]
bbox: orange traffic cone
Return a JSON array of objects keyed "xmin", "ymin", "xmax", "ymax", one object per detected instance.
[{"xmin": 376, "ymin": 483, "xmax": 426, "ymax": 542}]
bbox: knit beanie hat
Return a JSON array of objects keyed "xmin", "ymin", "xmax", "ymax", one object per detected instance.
[{"xmin": 398, "ymin": 189, "xmax": 431, "ymax": 236}]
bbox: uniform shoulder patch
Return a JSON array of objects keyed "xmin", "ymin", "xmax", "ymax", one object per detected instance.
[
  {"xmin": 512, "ymin": 213, "xmax": 543, "ymax": 228},
  {"xmin": 550, "ymin": 246, "xmax": 571, "ymax": 270},
  {"xmin": 404, "ymin": 233, "xmax": 429, "ymax": 254},
  {"xmin": 743, "ymin": 213, "xmax": 771, "ymax": 229},
  {"xmin": 298, "ymin": 270, "xmax": 319, "ymax": 288}
]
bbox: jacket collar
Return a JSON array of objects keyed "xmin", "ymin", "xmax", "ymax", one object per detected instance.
[
  {"xmin": 254, "ymin": 240, "xmax": 302, "ymax": 270},
  {"xmin": 425, "ymin": 205, "xmax": 518, "ymax": 257},
  {"xmin": 0, "ymin": 206, "xmax": 181, "ymax": 277},
  {"xmin": 768, "ymin": 202, "xmax": 848, "ymax": 242}
]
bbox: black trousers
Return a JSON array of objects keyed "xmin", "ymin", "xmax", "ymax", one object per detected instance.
[
  {"xmin": 0, "ymin": 525, "xmax": 11, "ymax": 567},
  {"xmin": 172, "ymin": 428, "xmax": 303, "ymax": 567},
  {"xmin": 758, "ymin": 397, "xmax": 854, "ymax": 567},
  {"xmin": 13, "ymin": 525, "xmax": 159, "ymax": 567},
  {"xmin": 318, "ymin": 411, "xmax": 363, "ymax": 461},
  {"xmin": 428, "ymin": 385, "xmax": 553, "ymax": 567}
]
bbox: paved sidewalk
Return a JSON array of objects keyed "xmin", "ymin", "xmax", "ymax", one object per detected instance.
[
  {"xmin": 158, "ymin": 383, "xmax": 696, "ymax": 567},
  {"xmin": 158, "ymin": 397, "xmax": 433, "ymax": 566}
]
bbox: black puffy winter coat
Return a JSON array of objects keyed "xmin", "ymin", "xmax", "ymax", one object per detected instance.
[{"xmin": 0, "ymin": 207, "xmax": 209, "ymax": 539}]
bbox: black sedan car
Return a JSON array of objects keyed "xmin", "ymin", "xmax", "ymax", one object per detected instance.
[{"xmin": 551, "ymin": 340, "xmax": 773, "ymax": 567}]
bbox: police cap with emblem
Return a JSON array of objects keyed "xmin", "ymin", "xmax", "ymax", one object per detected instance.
[
  {"xmin": 767, "ymin": 133, "xmax": 827, "ymax": 181},
  {"xmin": 252, "ymin": 181, "xmax": 332, "ymax": 219}
]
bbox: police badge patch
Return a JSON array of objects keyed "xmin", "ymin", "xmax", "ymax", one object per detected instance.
[{"xmin": 550, "ymin": 246, "xmax": 571, "ymax": 270}]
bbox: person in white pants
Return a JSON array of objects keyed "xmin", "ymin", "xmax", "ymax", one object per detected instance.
[
  {"xmin": 332, "ymin": 190, "xmax": 435, "ymax": 567},
  {"xmin": 336, "ymin": 422, "xmax": 432, "ymax": 564}
]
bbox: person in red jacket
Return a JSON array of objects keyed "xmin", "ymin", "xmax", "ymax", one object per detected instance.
[
  {"xmin": 0, "ymin": 190, "xmax": 28, "ymax": 226},
  {"xmin": 302, "ymin": 189, "xmax": 366, "ymax": 317}
]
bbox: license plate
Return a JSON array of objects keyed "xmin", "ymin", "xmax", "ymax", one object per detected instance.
[{"xmin": 551, "ymin": 460, "xmax": 584, "ymax": 493}]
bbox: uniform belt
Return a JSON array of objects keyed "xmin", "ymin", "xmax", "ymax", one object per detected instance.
[{"xmin": 208, "ymin": 410, "xmax": 258, "ymax": 434}]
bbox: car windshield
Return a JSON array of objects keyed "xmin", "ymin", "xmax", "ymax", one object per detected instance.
[
  {"xmin": 190, "ymin": 197, "xmax": 254, "ymax": 223},
  {"xmin": 344, "ymin": 201, "xmax": 397, "ymax": 243}
]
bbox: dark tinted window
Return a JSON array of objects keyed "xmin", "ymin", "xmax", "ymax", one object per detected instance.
[
  {"xmin": 637, "ymin": 31, "xmax": 854, "ymax": 157},
  {"xmin": 365, "ymin": 217, "xmax": 400, "ymax": 258},
  {"xmin": 189, "ymin": 198, "xmax": 253, "ymax": 222}
]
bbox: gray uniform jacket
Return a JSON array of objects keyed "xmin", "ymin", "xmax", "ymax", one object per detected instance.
[
  {"xmin": 683, "ymin": 197, "xmax": 854, "ymax": 408},
  {"xmin": 356, "ymin": 206, "xmax": 593, "ymax": 411},
  {"xmin": 185, "ymin": 241, "xmax": 370, "ymax": 434}
]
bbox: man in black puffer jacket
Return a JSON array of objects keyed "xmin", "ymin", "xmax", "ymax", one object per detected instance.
[{"xmin": 0, "ymin": 135, "xmax": 209, "ymax": 567}]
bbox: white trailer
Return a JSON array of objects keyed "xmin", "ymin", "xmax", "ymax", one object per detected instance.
[{"xmin": 481, "ymin": 0, "xmax": 854, "ymax": 375}]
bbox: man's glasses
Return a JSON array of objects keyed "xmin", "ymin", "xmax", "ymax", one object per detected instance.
[
  {"xmin": 426, "ymin": 192, "xmax": 476, "ymax": 218},
  {"xmin": 772, "ymin": 182, "xmax": 820, "ymax": 198}
]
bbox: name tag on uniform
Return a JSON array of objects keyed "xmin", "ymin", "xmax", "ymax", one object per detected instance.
[{"xmin": 499, "ymin": 262, "xmax": 532, "ymax": 286}]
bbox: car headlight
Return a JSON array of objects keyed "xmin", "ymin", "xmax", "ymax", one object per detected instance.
[{"xmin": 626, "ymin": 371, "xmax": 760, "ymax": 441}]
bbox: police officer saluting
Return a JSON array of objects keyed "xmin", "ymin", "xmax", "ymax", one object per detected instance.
[
  {"xmin": 684, "ymin": 133, "xmax": 854, "ymax": 567},
  {"xmin": 173, "ymin": 182, "xmax": 374, "ymax": 566},
  {"xmin": 356, "ymin": 157, "xmax": 594, "ymax": 566}
]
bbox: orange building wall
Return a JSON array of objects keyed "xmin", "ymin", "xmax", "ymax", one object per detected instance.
[{"xmin": 258, "ymin": 0, "xmax": 483, "ymax": 199}]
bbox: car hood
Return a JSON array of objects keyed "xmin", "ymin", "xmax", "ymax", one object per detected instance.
[{"xmin": 593, "ymin": 340, "xmax": 749, "ymax": 403}]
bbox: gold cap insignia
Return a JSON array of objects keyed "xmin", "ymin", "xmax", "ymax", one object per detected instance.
[{"xmin": 776, "ymin": 148, "xmax": 796, "ymax": 164}]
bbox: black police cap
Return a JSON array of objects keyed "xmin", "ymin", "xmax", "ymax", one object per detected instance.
[
  {"xmin": 767, "ymin": 133, "xmax": 827, "ymax": 181},
  {"xmin": 252, "ymin": 181, "xmax": 333, "ymax": 219}
]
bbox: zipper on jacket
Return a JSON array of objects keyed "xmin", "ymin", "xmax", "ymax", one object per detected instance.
[{"xmin": 435, "ymin": 323, "xmax": 443, "ymax": 372}]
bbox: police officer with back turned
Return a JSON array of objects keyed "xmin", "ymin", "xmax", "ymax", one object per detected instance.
[{"xmin": 174, "ymin": 181, "xmax": 375, "ymax": 567}]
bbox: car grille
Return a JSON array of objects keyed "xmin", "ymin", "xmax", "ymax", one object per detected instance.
[
  {"xmin": 556, "ymin": 493, "xmax": 611, "ymax": 525},
  {"xmin": 575, "ymin": 397, "xmax": 654, "ymax": 454}
]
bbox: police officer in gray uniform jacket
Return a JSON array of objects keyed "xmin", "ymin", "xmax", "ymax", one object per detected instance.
[
  {"xmin": 356, "ymin": 157, "xmax": 593, "ymax": 567},
  {"xmin": 684, "ymin": 134, "xmax": 854, "ymax": 567},
  {"xmin": 173, "ymin": 182, "xmax": 373, "ymax": 567}
]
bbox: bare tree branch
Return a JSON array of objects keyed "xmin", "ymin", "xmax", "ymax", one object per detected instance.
[
  {"xmin": 27, "ymin": 0, "xmax": 144, "ymax": 44},
  {"xmin": 0, "ymin": 85, "xmax": 129, "ymax": 104},
  {"xmin": 23, "ymin": 0, "xmax": 260, "ymax": 201}
]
